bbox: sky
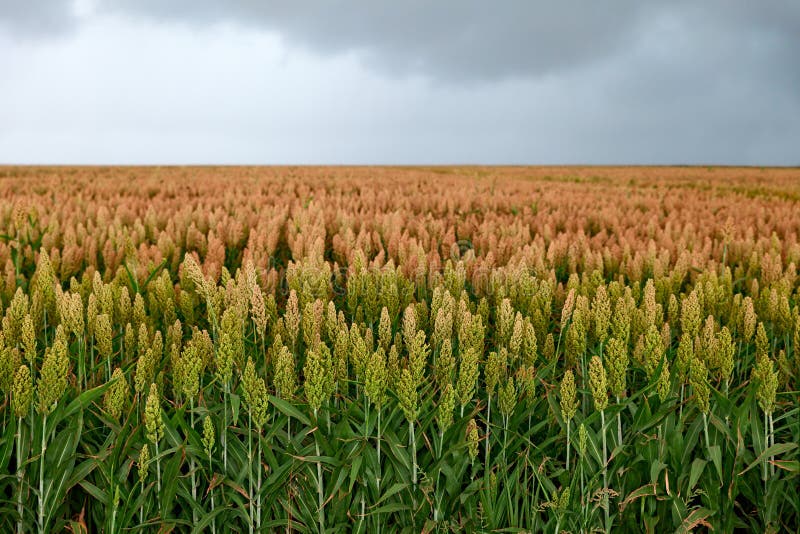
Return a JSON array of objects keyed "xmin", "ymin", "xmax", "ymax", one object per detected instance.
[{"xmin": 0, "ymin": 1, "xmax": 798, "ymax": 165}]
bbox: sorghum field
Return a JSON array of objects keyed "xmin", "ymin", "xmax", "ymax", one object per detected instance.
[{"xmin": 0, "ymin": 165, "xmax": 798, "ymax": 533}]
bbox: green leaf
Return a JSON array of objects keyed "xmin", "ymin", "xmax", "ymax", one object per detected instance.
[
  {"xmin": 230, "ymin": 393, "xmax": 241, "ymax": 426},
  {"xmin": 689, "ymin": 458, "xmax": 706, "ymax": 491},
  {"xmin": 739, "ymin": 442, "xmax": 798, "ymax": 476},
  {"xmin": 708, "ymin": 445, "xmax": 722, "ymax": 482},
  {"xmin": 269, "ymin": 395, "xmax": 311, "ymax": 427}
]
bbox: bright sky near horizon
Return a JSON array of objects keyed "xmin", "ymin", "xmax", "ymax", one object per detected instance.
[{"xmin": 1, "ymin": 1, "xmax": 798, "ymax": 165}]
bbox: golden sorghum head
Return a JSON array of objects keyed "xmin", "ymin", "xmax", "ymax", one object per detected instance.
[
  {"xmin": 755, "ymin": 322, "xmax": 768, "ymax": 361},
  {"xmin": 753, "ymin": 354, "xmax": 778, "ymax": 415},
  {"xmin": 508, "ymin": 312, "xmax": 524, "ymax": 359},
  {"xmin": 498, "ymin": 376, "xmax": 517, "ymax": 419},
  {"xmin": 95, "ymin": 313, "xmax": 113, "ymax": 359},
  {"xmin": 181, "ymin": 344, "xmax": 204, "ymax": 401},
  {"xmin": 557, "ymin": 487, "xmax": 571, "ymax": 513},
  {"xmin": 145, "ymin": 383, "xmax": 164, "ymax": 444},
  {"xmin": 592, "ymin": 285, "xmax": 611, "ymax": 343},
  {"xmin": 436, "ymin": 382, "xmax": 456, "ymax": 435},
  {"xmin": 303, "ymin": 345, "xmax": 331, "ymax": 413},
  {"xmin": 643, "ymin": 324, "xmax": 664, "ymax": 379},
  {"xmin": 521, "ymin": 320, "xmax": 538, "ymax": 368},
  {"xmin": 117, "ymin": 286, "xmax": 132, "ymax": 326},
  {"xmin": 656, "ymin": 360, "xmax": 671, "ymax": 402},
  {"xmin": 138, "ymin": 444, "xmax": 150, "ymax": 484},
  {"xmin": 405, "ymin": 328, "xmax": 429, "ymax": 386},
  {"xmin": 38, "ymin": 337, "xmax": 69, "ymax": 415},
  {"xmin": 543, "ymin": 333, "xmax": 555, "ymax": 362},
  {"xmin": 274, "ymin": 343, "xmax": 297, "ymax": 399},
  {"xmin": 516, "ymin": 365, "xmax": 537, "ymax": 406},
  {"xmin": 676, "ymin": 333, "xmax": 694, "ymax": 381},
  {"xmin": 456, "ymin": 347, "xmax": 480, "ymax": 409},
  {"xmin": 401, "ymin": 305, "xmax": 417, "ymax": 351},
  {"xmin": 559, "ymin": 370, "xmax": 578, "ymax": 422},
  {"xmin": 133, "ymin": 293, "xmax": 147, "ymax": 332},
  {"xmin": 561, "ymin": 289, "xmax": 576, "ymax": 332},
  {"xmin": 434, "ymin": 337, "xmax": 455, "ymax": 388},
  {"xmin": 397, "ymin": 367, "xmax": 418, "ymax": 423},
  {"xmin": 242, "ymin": 359, "xmax": 269, "ymax": 429},
  {"xmin": 134, "ymin": 347, "xmax": 157, "ymax": 396},
  {"xmin": 496, "ymin": 298, "xmax": 515, "ymax": 347},
  {"xmin": 365, "ymin": 348, "xmax": 388, "ymax": 408},
  {"xmin": 203, "ymin": 415, "xmax": 215, "ymax": 457},
  {"xmin": 689, "ymin": 356, "xmax": 709, "ymax": 415},
  {"xmin": 578, "ymin": 423, "xmax": 587, "ymax": 457},
  {"xmin": 604, "ymin": 337, "xmax": 628, "ymax": 398},
  {"xmin": 611, "ymin": 295, "xmax": 632, "ymax": 344},
  {"xmin": 466, "ymin": 418, "xmax": 480, "ymax": 461},
  {"xmin": 21, "ymin": 314, "xmax": 36, "ymax": 364},
  {"xmin": 12, "ymin": 364, "xmax": 33, "ymax": 418},
  {"xmin": 741, "ymin": 296, "xmax": 756, "ymax": 342},
  {"xmin": 716, "ymin": 326, "xmax": 735, "ymax": 385},
  {"xmin": 104, "ymin": 367, "xmax": 130, "ymax": 420},
  {"xmin": 378, "ymin": 306, "xmax": 392, "ymax": 351},
  {"xmin": 124, "ymin": 323, "xmax": 135, "ymax": 362},
  {"xmin": 589, "ymin": 355, "xmax": 608, "ymax": 412},
  {"xmin": 485, "ymin": 349, "xmax": 507, "ymax": 396},
  {"xmin": 284, "ymin": 290, "xmax": 300, "ymax": 349},
  {"xmin": 681, "ymin": 291, "xmax": 702, "ymax": 339},
  {"xmin": 564, "ymin": 312, "xmax": 587, "ymax": 369}
]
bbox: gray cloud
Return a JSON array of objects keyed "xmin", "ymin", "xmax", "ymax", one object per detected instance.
[{"xmin": 0, "ymin": 1, "xmax": 798, "ymax": 164}]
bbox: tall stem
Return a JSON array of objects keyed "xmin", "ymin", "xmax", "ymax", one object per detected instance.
[
  {"xmin": 601, "ymin": 410, "xmax": 608, "ymax": 533},
  {"xmin": 38, "ymin": 414, "xmax": 47, "ymax": 534},
  {"xmin": 769, "ymin": 412, "xmax": 775, "ymax": 476},
  {"xmin": 190, "ymin": 400, "xmax": 198, "ymax": 524},
  {"xmin": 762, "ymin": 412, "xmax": 768, "ymax": 483},
  {"xmin": 155, "ymin": 441, "xmax": 161, "ymax": 495},
  {"xmin": 313, "ymin": 409, "xmax": 325, "ymax": 533},
  {"xmin": 484, "ymin": 396, "xmax": 491, "ymax": 472},
  {"xmin": 377, "ymin": 409, "xmax": 382, "ymax": 468},
  {"xmin": 139, "ymin": 478, "xmax": 144, "ymax": 526},
  {"xmin": 616, "ymin": 396, "xmax": 623, "ymax": 447},
  {"xmin": 209, "ymin": 454, "xmax": 216, "ymax": 534},
  {"xmin": 565, "ymin": 421, "xmax": 571, "ymax": 472},
  {"xmin": 257, "ymin": 430, "xmax": 262, "ymax": 531},
  {"xmin": 248, "ymin": 413, "xmax": 253, "ymax": 534},
  {"xmin": 410, "ymin": 419, "xmax": 418, "ymax": 510},
  {"xmin": 16, "ymin": 416, "xmax": 24, "ymax": 534},
  {"xmin": 223, "ymin": 383, "xmax": 229, "ymax": 474}
]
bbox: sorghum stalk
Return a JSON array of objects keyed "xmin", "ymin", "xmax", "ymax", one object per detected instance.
[
  {"xmin": 560, "ymin": 370, "xmax": 578, "ymax": 471},
  {"xmin": 313, "ymin": 408, "xmax": 325, "ymax": 533},
  {"xmin": 16, "ymin": 416, "xmax": 23, "ymax": 534},
  {"xmin": 12, "ymin": 364, "xmax": 32, "ymax": 534},
  {"xmin": 38, "ymin": 414, "xmax": 47, "ymax": 534},
  {"xmin": 601, "ymin": 409, "xmax": 608, "ymax": 530},
  {"xmin": 769, "ymin": 412, "xmax": 775, "ymax": 476},
  {"xmin": 248, "ymin": 411, "xmax": 253, "ymax": 534},
  {"xmin": 190, "ymin": 398, "xmax": 198, "ymax": 524},
  {"xmin": 589, "ymin": 355, "xmax": 609, "ymax": 531}
]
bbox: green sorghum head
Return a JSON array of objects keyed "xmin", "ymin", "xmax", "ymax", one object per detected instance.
[
  {"xmin": 144, "ymin": 383, "xmax": 164, "ymax": 444},
  {"xmin": 104, "ymin": 367, "xmax": 130, "ymax": 420},
  {"xmin": 12, "ymin": 364, "xmax": 33, "ymax": 418}
]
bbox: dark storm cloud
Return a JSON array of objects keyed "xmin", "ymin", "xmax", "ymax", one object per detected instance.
[
  {"xmin": 5, "ymin": 1, "xmax": 798, "ymax": 85},
  {"xmin": 96, "ymin": 0, "xmax": 657, "ymax": 82},
  {"xmin": 0, "ymin": 1, "xmax": 798, "ymax": 164}
]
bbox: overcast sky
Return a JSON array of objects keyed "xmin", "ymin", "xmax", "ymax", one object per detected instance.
[{"xmin": 1, "ymin": 1, "xmax": 798, "ymax": 165}]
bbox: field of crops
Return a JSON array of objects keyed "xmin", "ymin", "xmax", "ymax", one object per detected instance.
[{"xmin": 0, "ymin": 165, "xmax": 798, "ymax": 532}]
